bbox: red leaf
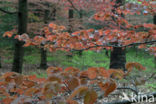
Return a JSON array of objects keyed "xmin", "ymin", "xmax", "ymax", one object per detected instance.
[
  {"xmin": 87, "ymin": 67, "xmax": 97, "ymax": 79},
  {"xmin": 104, "ymin": 80, "xmax": 117, "ymax": 97},
  {"xmin": 66, "ymin": 77, "xmax": 80, "ymax": 91},
  {"xmin": 143, "ymin": 23, "xmax": 155, "ymax": 29}
]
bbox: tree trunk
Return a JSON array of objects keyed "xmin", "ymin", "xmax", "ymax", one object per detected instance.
[
  {"xmin": 51, "ymin": 8, "xmax": 56, "ymax": 21},
  {"xmin": 154, "ymin": 15, "xmax": 156, "ymax": 68},
  {"xmin": 154, "ymin": 14, "xmax": 156, "ymax": 25},
  {"xmin": 109, "ymin": 0, "xmax": 126, "ymax": 71},
  {"xmin": 110, "ymin": 47, "xmax": 126, "ymax": 70},
  {"xmin": 40, "ymin": 47, "xmax": 48, "ymax": 69},
  {"xmin": 154, "ymin": 55, "xmax": 156, "ymax": 69},
  {"xmin": 68, "ymin": 9, "xmax": 74, "ymax": 33},
  {"xmin": 105, "ymin": 49, "xmax": 109, "ymax": 57},
  {"xmin": 79, "ymin": 9, "xmax": 83, "ymax": 24},
  {"xmin": 0, "ymin": 56, "xmax": 1, "ymax": 68},
  {"xmin": 39, "ymin": 5, "xmax": 51, "ymax": 69},
  {"xmin": 78, "ymin": 10, "xmax": 83, "ymax": 56},
  {"xmin": 67, "ymin": 9, "xmax": 74, "ymax": 58},
  {"xmin": 12, "ymin": 0, "xmax": 27, "ymax": 73}
]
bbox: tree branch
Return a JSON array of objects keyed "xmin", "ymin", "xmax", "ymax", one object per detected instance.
[
  {"xmin": 117, "ymin": 87, "xmax": 138, "ymax": 95},
  {"xmin": 71, "ymin": 40, "xmax": 156, "ymax": 51},
  {"xmin": 83, "ymin": 40, "xmax": 156, "ymax": 50},
  {"xmin": 49, "ymin": 40, "xmax": 156, "ymax": 52},
  {"xmin": 121, "ymin": 40, "xmax": 156, "ymax": 47},
  {"xmin": 0, "ymin": 8, "xmax": 17, "ymax": 14},
  {"xmin": 66, "ymin": 0, "xmax": 80, "ymax": 13}
]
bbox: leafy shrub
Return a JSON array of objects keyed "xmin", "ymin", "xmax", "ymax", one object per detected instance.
[{"xmin": 0, "ymin": 62, "xmax": 145, "ymax": 104}]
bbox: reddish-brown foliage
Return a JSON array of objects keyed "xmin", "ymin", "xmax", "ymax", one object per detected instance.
[{"xmin": 0, "ymin": 62, "xmax": 147, "ymax": 103}]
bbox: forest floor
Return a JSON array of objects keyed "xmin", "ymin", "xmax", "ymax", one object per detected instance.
[
  {"xmin": 1, "ymin": 47, "xmax": 155, "ymax": 73},
  {"xmin": 0, "ymin": 47, "xmax": 156, "ymax": 103}
]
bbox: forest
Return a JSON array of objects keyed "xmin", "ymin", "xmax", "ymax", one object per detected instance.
[{"xmin": 0, "ymin": 0, "xmax": 156, "ymax": 104}]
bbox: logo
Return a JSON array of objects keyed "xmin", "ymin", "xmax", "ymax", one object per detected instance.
[
  {"xmin": 120, "ymin": 92, "xmax": 155, "ymax": 103},
  {"xmin": 121, "ymin": 92, "xmax": 131, "ymax": 101}
]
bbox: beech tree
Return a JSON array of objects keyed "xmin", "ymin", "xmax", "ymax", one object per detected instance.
[
  {"xmin": 0, "ymin": 0, "xmax": 27, "ymax": 73},
  {"xmin": 20, "ymin": 0, "xmax": 155, "ymax": 69},
  {"xmin": 12, "ymin": 0, "xmax": 28, "ymax": 73},
  {"xmin": 26, "ymin": 0, "xmax": 58, "ymax": 69},
  {"xmin": 1, "ymin": 0, "xmax": 156, "ymax": 104},
  {"xmin": 27, "ymin": 0, "xmax": 58, "ymax": 69},
  {"xmin": 39, "ymin": 2, "xmax": 50, "ymax": 69},
  {"xmin": 5, "ymin": 0, "xmax": 155, "ymax": 71},
  {"xmin": 56, "ymin": 0, "xmax": 155, "ymax": 70},
  {"xmin": 109, "ymin": 0, "xmax": 126, "ymax": 70},
  {"xmin": 39, "ymin": 4, "xmax": 56, "ymax": 69},
  {"xmin": 3, "ymin": 1, "xmax": 155, "ymax": 72}
]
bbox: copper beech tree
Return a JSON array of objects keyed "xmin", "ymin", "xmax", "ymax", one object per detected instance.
[
  {"xmin": 10, "ymin": 0, "xmax": 155, "ymax": 61},
  {"xmin": 12, "ymin": 0, "xmax": 155, "ymax": 70},
  {"xmin": 62, "ymin": 0, "xmax": 156, "ymax": 70},
  {"xmin": 1, "ymin": 0, "xmax": 156, "ymax": 104},
  {"xmin": 2, "ymin": 0, "xmax": 155, "ymax": 71}
]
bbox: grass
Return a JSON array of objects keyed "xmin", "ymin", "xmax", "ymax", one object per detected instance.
[
  {"xmin": 126, "ymin": 48, "xmax": 155, "ymax": 72},
  {"xmin": 2, "ymin": 47, "xmax": 155, "ymax": 70},
  {"xmin": 64, "ymin": 50, "xmax": 110, "ymax": 69},
  {"xmin": 26, "ymin": 48, "xmax": 155, "ymax": 80},
  {"xmin": 145, "ymin": 82, "xmax": 156, "ymax": 91},
  {"xmin": 24, "ymin": 53, "xmax": 40, "ymax": 64},
  {"xmin": 1, "ymin": 47, "xmax": 155, "ymax": 79}
]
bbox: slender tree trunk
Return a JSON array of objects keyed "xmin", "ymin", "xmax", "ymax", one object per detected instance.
[
  {"xmin": 154, "ymin": 15, "xmax": 156, "ymax": 68},
  {"xmin": 40, "ymin": 6, "xmax": 56, "ymax": 69},
  {"xmin": 78, "ymin": 10, "xmax": 83, "ymax": 56},
  {"xmin": 154, "ymin": 15, "xmax": 156, "ymax": 26},
  {"xmin": 39, "ymin": 6, "xmax": 51, "ymax": 69},
  {"xmin": 67, "ymin": 9, "xmax": 74, "ymax": 58},
  {"xmin": 68, "ymin": 9, "xmax": 74, "ymax": 33},
  {"xmin": 109, "ymin": 0, "xmax": 126, "ymax": 71},
  {"xmin": 105, "ymin": 49, "xmax": 109, "ymax": 57},
  {"xmin": 79, "ymin": 9, "xmax": 83, "ymax": 24},
  {"xmin": 40, "ymin": 47, "xmax": 48, "ymax": 69},
  {"xmin": 0, "ymin": 56, "xmax": 1, "ymax": 68},
  {"xmin": 154, "ymin": 52, "xmax": 156, "ymax": 69},
  {"xmin": 51, "ymin": 8, "xmax": 56, "ymax": 21},
  {"xmin": 12, "ymin": 0, "xmax": 27, "ymax": 73}
]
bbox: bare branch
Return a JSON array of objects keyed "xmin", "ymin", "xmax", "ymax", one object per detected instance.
[
  {"xmin": 66, "ymin": 0, "xmax": 80, "ymax": 13},
  {"xmin": 117, "ymin": 87, "xmax": 138, "ymax": 95},
  {"xmin": 146, "ymin": 72, "xmax": 156, "ymax": 81},
  {"xmin": 0, "ymin": 8, "xmax": 17, "ymax": 14},
  {"xmin": 63, "ymin": 82, "xmax": 72, "ymax": 94}
]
